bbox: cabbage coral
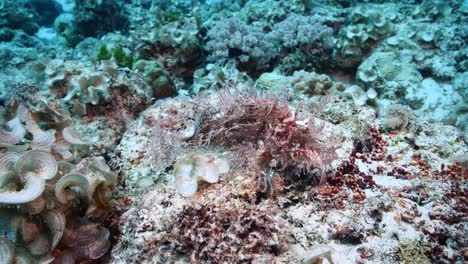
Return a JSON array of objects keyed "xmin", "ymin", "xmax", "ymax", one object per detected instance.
[
  {"xmin": 173, "ymin": 152, "xmax": 229, "ymax": 197},
  {"xmin": 35, "ymin": 59, "xmax": 157, "ymax": 117},
  {"xmin": 0, "ymin": 104, "xmax": 116, "ymax": 263},
  {"xmin": 0, "ymin": 150, "xmax": 57, "ymax": 204}
]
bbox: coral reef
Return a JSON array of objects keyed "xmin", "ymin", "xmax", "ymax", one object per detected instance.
[
  {"xmin": 205, "ymin": 16, "xmax": 280, "ymax": 71},
  {"xmin": 132, "ymin": 60, "xmax": 177, "ymax": 99},
  {"xmin": 334, "ymin": 4, "xmax": 397, "ymax": 68},
  {"xmin": 0, "ymin": 104, "xmax": 116, "ymax": 262},
  {"xmin": 206, "ymin": 10, "xmax": 333, "ymax": 73},
  {"xmin": 33, "ymin": 59, "xmax": 155, "ymax": 116},
  {"xmin": 0, "ymin": 0, "xmax": 467, "ymax": 263},
  {"xmin": 0, "ymin": 0, "xmax": 62, "ymax": 35},
  {"xmin": 55, "ymin": 0, "xmax": 129, "ymax": 46}
]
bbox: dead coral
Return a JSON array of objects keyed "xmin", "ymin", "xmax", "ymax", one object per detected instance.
[
  {"xmin": 315, "ymin": 157, "xmax": 376, "ymax": 209},
  {"xmin": 111, "ymin": 187, "xmax": 188, "ymax": 264},
  {"xmin": 314, "ymin": 126, "xmax": 382, "ymax": 209},
  {"xmin": 354, "ymin": 126, "xmax": 388, "ymax": 162},
  {"xmin": 398, "ymin": 239, "xmax": 432, "ymax": 264},
  {"xmin": 396, "ymin": 159, "xmax": 467, "ymax": 263}
]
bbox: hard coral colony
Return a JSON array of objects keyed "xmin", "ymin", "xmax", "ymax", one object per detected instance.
[{"xmin": 1, "ymin": 0, "xmax": 467, "ymax": 264}]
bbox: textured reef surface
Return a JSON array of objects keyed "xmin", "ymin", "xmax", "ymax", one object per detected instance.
[{"xmin": 0, "ymin": 0, "xmax": 467, "ymax": 263}]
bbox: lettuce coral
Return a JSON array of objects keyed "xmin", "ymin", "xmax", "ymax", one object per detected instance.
[
  {"xmin": 173, "ymin": 152, "xmax": 229, "ymax": 197},
  {"xmin": 335, "ymin": 4, "xmax": 396, "ymax": 67},
  {"xmin": 0, "ymin": 104, "xmax": 116, "ymax": 262}
]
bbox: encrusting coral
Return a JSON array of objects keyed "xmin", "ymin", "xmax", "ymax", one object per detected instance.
[{"xmin": 398, "ymin": 239, "xmax": 432, "ymax": 264}]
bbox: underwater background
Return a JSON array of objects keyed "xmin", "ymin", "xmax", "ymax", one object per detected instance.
[{"xmin": 0, "ymin": 0, "xmax": 466, "ymax": 263}]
